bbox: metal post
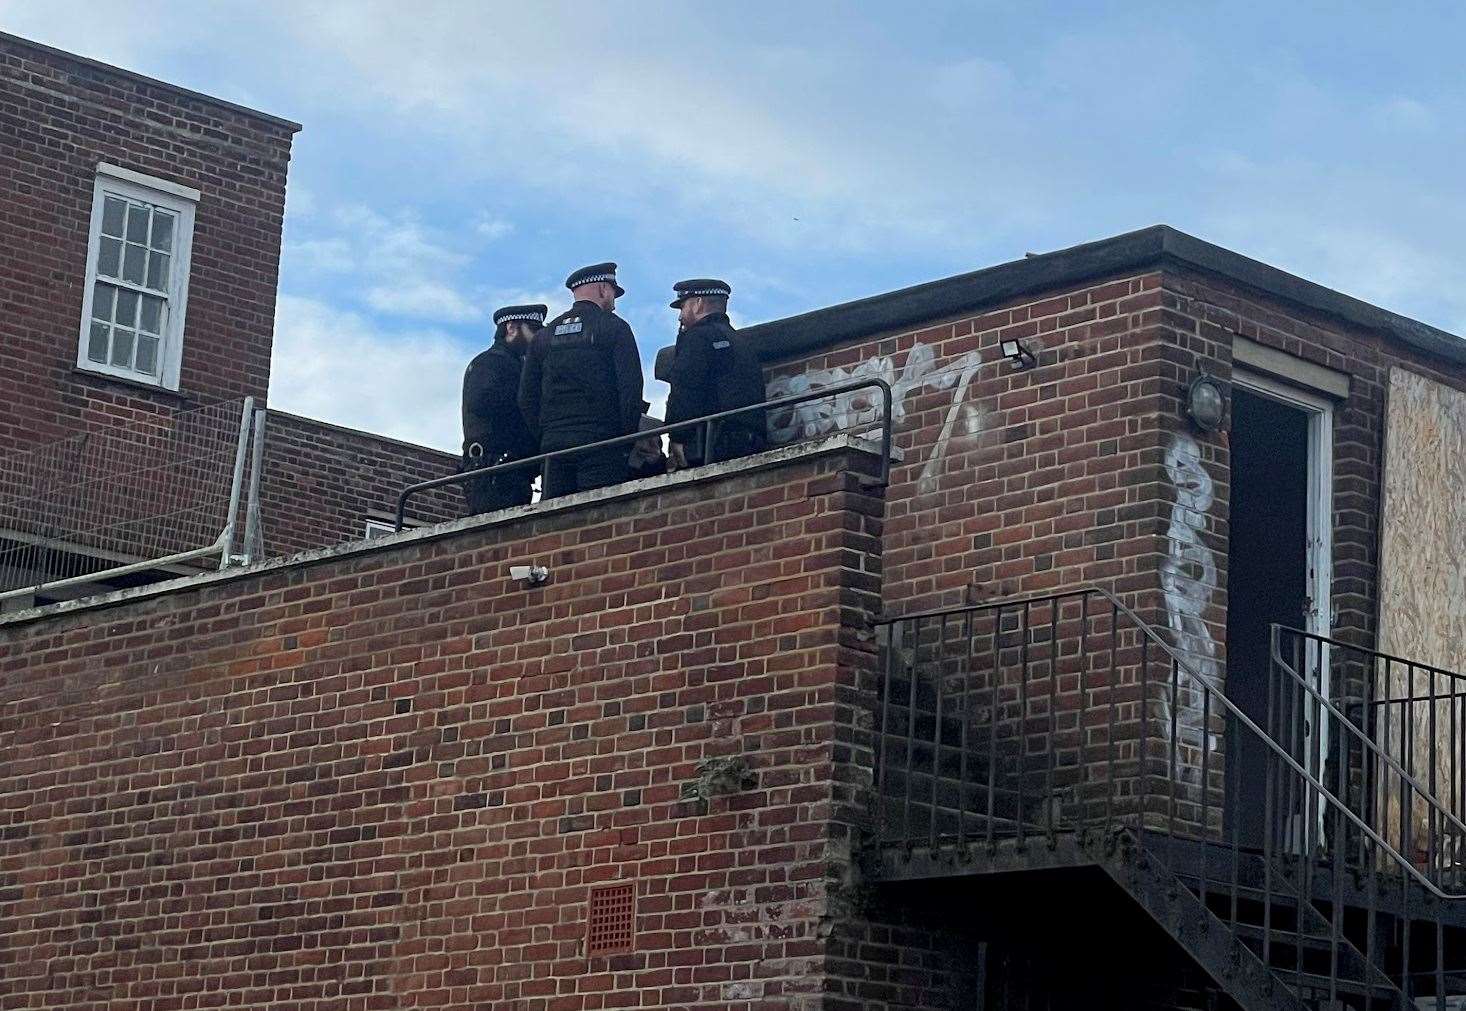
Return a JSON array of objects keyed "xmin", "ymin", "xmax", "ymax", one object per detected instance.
[
  {"xmin": 240, "ymin": 406, "xmax": 267, "ymax": 564},
  {"xmin": 218, "ymin": 396, "xmax": 254, "ymax": 570}
]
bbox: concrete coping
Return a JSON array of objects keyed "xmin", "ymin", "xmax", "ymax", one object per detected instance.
[{"xmin": 0, "ymin": 432, "xmax": 899, "ymax": 630}]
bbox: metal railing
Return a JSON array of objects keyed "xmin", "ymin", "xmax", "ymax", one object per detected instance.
[
  {"xmin": 0, "ymin": 397, "xmax": 256, "ymax": 605},
  {"xmin": 874, "ymin": 587, "xmax": 1464, "ymax": 1007},
  {"xmin": 1272, "ymin": 626, "xmax": 1466, "ymax": 893},
  {"xmin": 395, "ymin": 378, "xmax": 894, "ymax": 531}
]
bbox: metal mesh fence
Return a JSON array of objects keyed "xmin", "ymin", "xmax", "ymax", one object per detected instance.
[{"xmin": 0, "ymin": 397, "xmax": 253, "ymax": 603}]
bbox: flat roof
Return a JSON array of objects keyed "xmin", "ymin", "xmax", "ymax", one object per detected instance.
[
  {"xmin": 0, "ymin": 30, "xmax": 302, "ymax": 133},
  {"xmin": 743, "ymin": 224, "xmax": 1466, "ymax": 368},
  {"xmin": 266, "ymin": 409, "xmax": 457, "ymax": 459}
]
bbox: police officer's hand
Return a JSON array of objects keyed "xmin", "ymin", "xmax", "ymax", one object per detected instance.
[{"xmin": 667, "ymin": 443, "xmax": 688, "ymax": 473}]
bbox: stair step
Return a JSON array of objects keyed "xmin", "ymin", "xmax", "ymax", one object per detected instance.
[
  {"xmin": 1229, "ymin": 922, "xmax": 1338, "ymax": 948},
  {"xmin": 1222, "ymin": 911, "xmax": 1404, "ymax": 1000},
  {"xmin": 1284, "ymin": 970, "xmax": 1402, "ymax": 999}
]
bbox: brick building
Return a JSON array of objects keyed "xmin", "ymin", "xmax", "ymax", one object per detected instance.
[
  {"xmin": 0, "ymin": 31, "xmax": 459, "ymax": 610},
  {"xmin": 5, "ymin": 32, "xmax": 1466, "ymax": 1011},
  {"xmin": 5, "ymin": 218, "xmax": 1466, "ymax": 1007}
]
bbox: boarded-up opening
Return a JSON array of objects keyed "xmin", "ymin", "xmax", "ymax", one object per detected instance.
[{"xmin": 1376, "ymin": 366, "xmax": 1466, "ymax": 872}]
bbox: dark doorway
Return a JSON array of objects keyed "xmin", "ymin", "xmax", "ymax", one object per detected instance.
[{"xmin": 1224, "ymin": 386, "xmax": 1311, "ymax": 848}]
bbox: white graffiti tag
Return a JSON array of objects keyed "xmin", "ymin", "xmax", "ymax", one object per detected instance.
[
  {"xmin": 1160, "ymin": 433, "xmax": 1220, "ymax": 751},
  {"xmin": 765, "ymin": 343, "xmax": 985, "ymax": 490}
]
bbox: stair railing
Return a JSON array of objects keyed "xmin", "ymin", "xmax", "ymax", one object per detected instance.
[
  {"xmin": 874, "ymin": 586, "xmax": 1464, "ymax": 1008},
  {"xmin": 1270, "ymin": 625, "xmax": 1466, "ymax": 892}
]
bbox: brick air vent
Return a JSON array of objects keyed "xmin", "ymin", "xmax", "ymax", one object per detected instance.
[{"xmin": 586, "ymin": 883, "xmax": 636, "ymax": 956}]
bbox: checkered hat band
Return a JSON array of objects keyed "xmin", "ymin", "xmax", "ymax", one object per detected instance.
[
  {"xmin": 575, "ymin": 273, "xmax": 616, "ymax": 286},
  {"xmin": 682, "ymin": 286, "xmax": 730, "ymax": 297},
  {"xmin": 496, "ymin": 312, "xmax": 543, "ymax": 323}
]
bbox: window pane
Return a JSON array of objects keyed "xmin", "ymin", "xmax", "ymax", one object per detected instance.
[
  {"xmin": 125, "ymin": 203, "xmax": 150, "ymax": 243},
  {"xmin": 110, "ymin": 328, "xmax": 135, "ymax": 368},
  {"xmin": 102, "ymin": 196, "xmax": 127, "ymax": 237},
  {"xmin": 146, "ymin": 251, "xmax": 169, "ymax": 291},
  {"xmin": 138, "ymin": 295, "xmax": 163, "ymax": 334},
  {"xmin": 87, "ymin": 322, "xmax": 110, "ymax": 363},
  {"xmin": 151, "ymin": 211, "xmax": 174, "ymax": 252},
  {"xmin": 115, "ymin": 288, "xmax": 140, "ymax": 328},
  {"xmin": 122, "ymin": 243, "xmax": 147, "ymax": 284},
  {"xmin": 92, "ymin": 281, "xmax": 116, "ymax": 322},
  {"xmin": 135, "ymin": 335, "xmax": 158, "ymax": 375},
  {"xmin": 98, "ymin": 237, "xmax": 122, "ymax": 278}
]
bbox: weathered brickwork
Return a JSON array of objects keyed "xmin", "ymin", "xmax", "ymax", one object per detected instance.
[
  {"xmin": 763, "ymin": 266, "xmax": 1466, "ymax": 704},
  {"xmin": 0, "ymin": 444, "xmax": 886, "ymax": 1010},
  {"xmin": 1157, "ymin": 268, "xmax": 1466, "ymax": 704},
  {"xmin": 0, "ymin": 33, "xmax": 297, "ymax": 454},
  {"xmin": 259, "ymin": 410, "xmax": 464, "ymax": 558},
  {"xmin": 766, "ymin": 273, "xmax": 1176, "ymax": 626}
]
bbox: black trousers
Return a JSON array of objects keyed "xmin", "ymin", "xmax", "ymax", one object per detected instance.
[
  {"xmin": 541, "ymin": 443, "xmax": 629, "ymax": 499},
  {"xmin": 462, "ymin": 459, "xmax": 535, "ymax": 516},
  {"xmin": 683, "ymin": 425, "xmax": 767, "ymax": 467}
]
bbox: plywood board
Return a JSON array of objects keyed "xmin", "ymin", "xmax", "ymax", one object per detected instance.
[{"xmin": 1376, "ymin": 366, "xmax": 1466, "ymax": 868}]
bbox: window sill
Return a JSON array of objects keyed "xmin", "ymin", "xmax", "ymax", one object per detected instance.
[{"xmin": 72, "ymin": 365, "xmax": 189, "ymax": 402}]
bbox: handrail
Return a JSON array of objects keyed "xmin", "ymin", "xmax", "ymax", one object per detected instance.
[
  {"xmin": 1275, "ymin": 623, "xmax": 1466, "ymax": 687},
  {"xmin": 1269, "ymin": 625, "xmax": 1466, "ymax": 841},
  {"xmin": 0, "ymin": 529, "xmax": 231, "ymax": 604},
  {"xmin": 395, "ymin": 378, "xmax": 895, "ymax": 531},
  {"xmin": 877, "ymin": 584, "xmax": 1466, "ymax": 900}
]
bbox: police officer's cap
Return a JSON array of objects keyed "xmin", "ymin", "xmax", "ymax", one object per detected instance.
[
  {"xmin": 566, "ymin": 262, "xmax": 625, "ymax": 298},
  {"xmin": 669, "ymin": 278, "xmax": 732, "ymax": 308},
  {"xmin": 493, "ymin": 304, "xmax": 548, "ymax": 327}
]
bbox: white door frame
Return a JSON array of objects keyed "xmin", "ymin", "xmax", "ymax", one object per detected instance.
[
  {"xmin": 1233, "ymin": 370, "xmax": 1334, "ymax": 645},
  {"xmin": 1234, "ymin": 369, "xmax": 1335, "ymax": 845}
]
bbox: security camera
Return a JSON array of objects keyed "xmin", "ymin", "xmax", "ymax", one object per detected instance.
[{"xmin": 509, "ymin": 564, "xmax": 549, "ymax": 586}]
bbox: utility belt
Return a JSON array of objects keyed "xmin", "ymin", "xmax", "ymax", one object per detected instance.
[
  {"xmin": 462, "ymin": 442, "xmax": 527, "ymax": 476},
  {"xmin": 464, "ymin": 442, "xmax": 500, "ymax": 466}
]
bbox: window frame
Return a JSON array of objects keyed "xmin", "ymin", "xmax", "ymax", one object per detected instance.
[
  {"xmin": 363, "ymin": 519, "xmax": 398, "ymax": 540},
  {"xmin": 76, "ymin": 163, "xmax": 200, "ymax": 392}
]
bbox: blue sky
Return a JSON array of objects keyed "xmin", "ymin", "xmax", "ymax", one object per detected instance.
[{"xmin": 5, "ymin": 2, "xmax": 1463, "ymax": 449}]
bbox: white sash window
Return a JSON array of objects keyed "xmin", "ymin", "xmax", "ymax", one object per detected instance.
[{"xmin": 77, "ymin": 164, "xmax": 199, "ymax": 391}]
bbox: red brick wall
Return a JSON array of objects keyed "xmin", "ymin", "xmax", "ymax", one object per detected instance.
[
  {"xmin": 0, "ymin": 34, "xmax": 295, "ymax": 453},
  {"xmin": 765, "ymin": 265, "xmax": 1466, "ymax": 688},
  {"xmin": 0, "ymin": 444, "xmax": 886, "ymax": 1009},
  {"xmin": 259, "ymin": 410, "xmax": 464, "ymax": 558},
  {"xmin": 1157, "ymin": 268, "xmax": 1466, "ymax": 702},
  {"xmin": 765, "ymin": 273, "xmax": 1176, "ymax": 622}
]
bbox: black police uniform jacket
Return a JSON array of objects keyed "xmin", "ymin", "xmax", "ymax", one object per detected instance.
[
  {"xmin": 461, "ymin": 339, "xmax": 536, "ymax": 464},
  {"xmin": 518, "ymin": 300, "xmax": 644, "ymax": 449},
  {"xmin": 664, "ymin": 311, "xmax": 766, "ymax": 448}
]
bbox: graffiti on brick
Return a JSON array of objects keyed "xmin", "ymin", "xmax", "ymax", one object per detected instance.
[
  {"xmin": 765, "ymin": 342, "xmax": 986, "ymax": 491},
  {"xmin": 1159, "ymin": 432, "xmax": 1220, "ymax": 756}
]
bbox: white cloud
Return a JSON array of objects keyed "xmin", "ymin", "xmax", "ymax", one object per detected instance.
[
  {"xmin": 475, "ymin": 215, "xmax": 514, "ymax": 241},
  {"xmin": 9, "ymin": 0, "xmax": 1466, "ymax": 344},
  {"xmin": 269, "ymin": 294, "xmax": 467, "ymax": 450},
  {"xmin": 1372, "ymin": 96, "xmax": 1435, "ymax": 131},
  {"xmin": 365, "ymin": 280, "xmax": 480, "ymax": 322},
  {"xmin": 285, "ymin": 183, "xmax": 318, "ymax": 219},
  {"xmin": 329, "ymin": 205, "xmax": 467, "ymax": 277},
  {"xmin": 285, "ymin": 236, "xmax": 354, "ymax": 274},
  {"xmin": 282, "ymin": 203, "xmax": 482, "ymax": 322}
]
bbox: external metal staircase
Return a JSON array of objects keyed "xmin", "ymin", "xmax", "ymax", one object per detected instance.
[{"xmin": 869, "ymin": 588, "xmax": 1466, "ymax": 1010}]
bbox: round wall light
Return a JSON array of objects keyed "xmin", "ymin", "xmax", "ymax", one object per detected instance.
[{"xmin": 1186, "ymin": 374, "xmax": 1227, "ymax": 433}]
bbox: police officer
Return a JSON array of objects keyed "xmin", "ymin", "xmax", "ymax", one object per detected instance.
[
  {"xmin": 461, "ymin": 304, "xmax": 545, "ymax": 514},
  {"xmin": 664, "ymin": 279, "xmax": 766, "ymax": 471},
  {"xmin": 519, "ymin": 263, "xmax": 644, "ymax": 498}
]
